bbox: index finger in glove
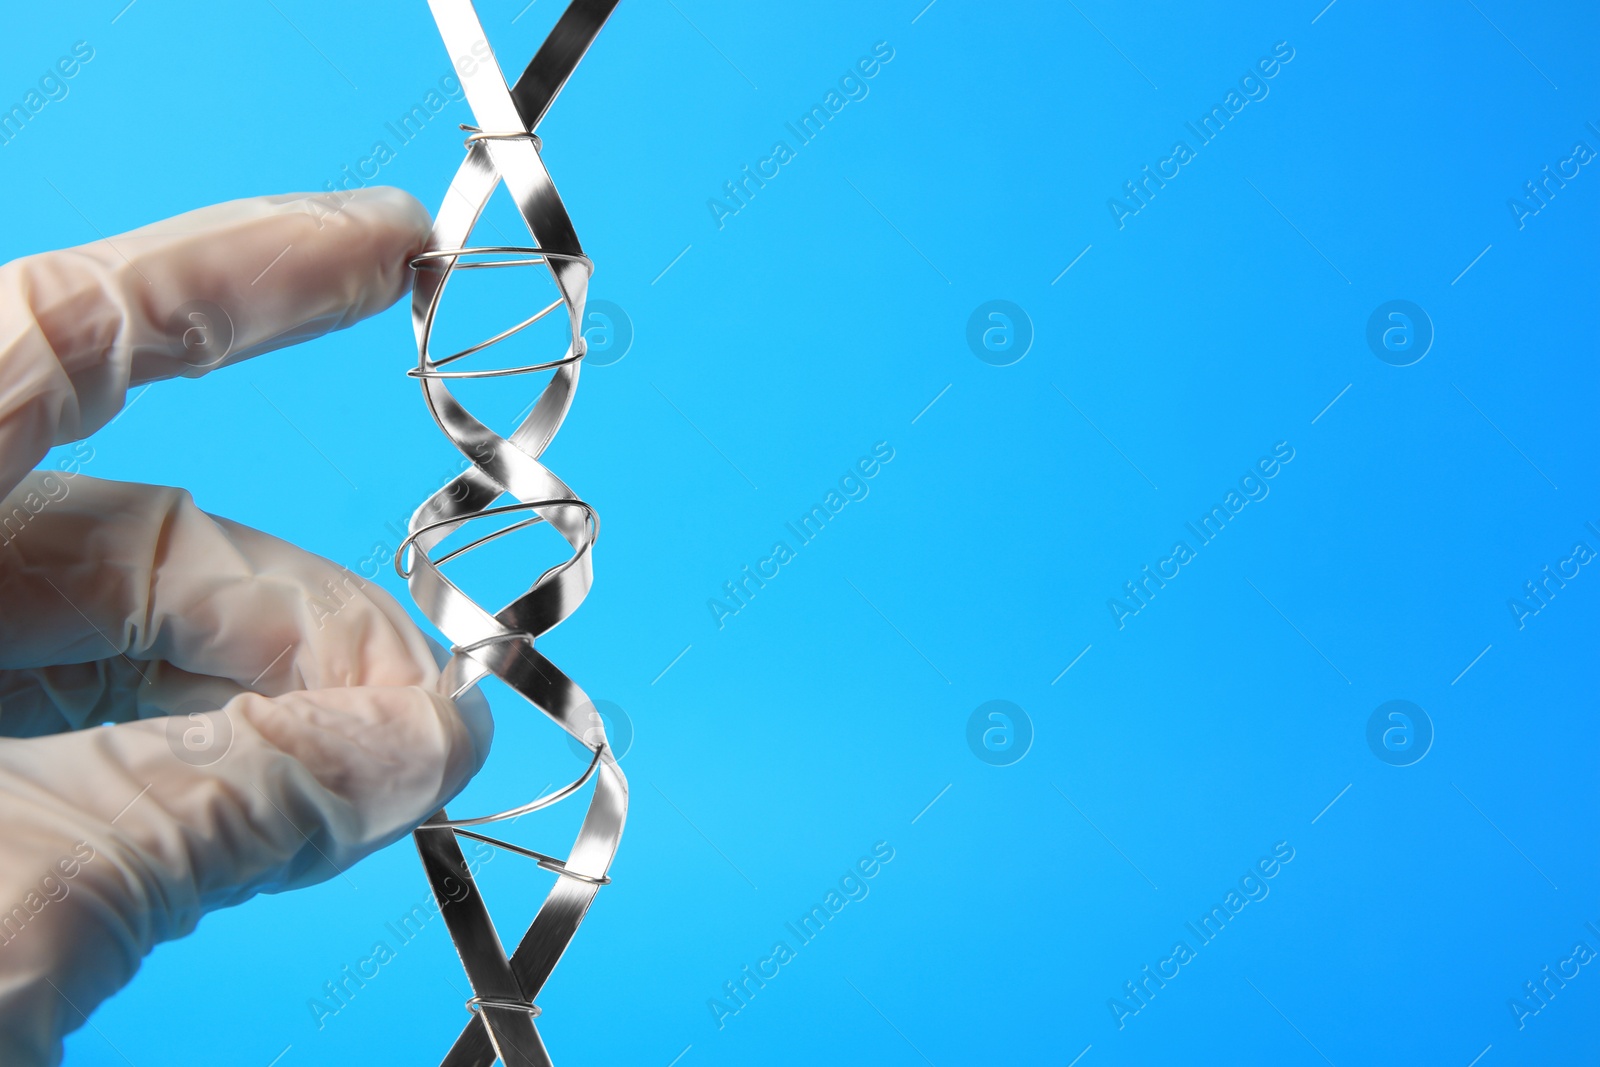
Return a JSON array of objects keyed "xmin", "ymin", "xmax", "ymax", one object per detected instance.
[
  {"xmin": 0, "ymin": 187, "xmax": 430, "ymax": 497},
  {"xmin": 0, "ymin": 473, "xmax": 475, "ymax": 736}
]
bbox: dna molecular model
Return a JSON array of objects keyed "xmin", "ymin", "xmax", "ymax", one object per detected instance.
[{"xmin": 397, "ymin": 2, "xmax": 626, "ymax": 1064}]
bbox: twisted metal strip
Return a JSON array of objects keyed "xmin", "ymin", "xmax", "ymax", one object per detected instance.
[{"xmin": 400, "ymin": 3, "xmax": 625, "ymax": 1065}]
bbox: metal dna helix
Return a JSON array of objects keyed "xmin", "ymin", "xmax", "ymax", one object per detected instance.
[{"xmin": 396, "ymin": 3, "xmax": 625, "ymax": 1065}]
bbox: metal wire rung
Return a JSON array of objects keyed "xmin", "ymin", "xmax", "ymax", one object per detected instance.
[
  {"xmin": 409, "ymin": 246, "xmax": 593, "ymax": 272},
  {"xmin": 420, "ymin": 743, "xmax": 605, "ymax": 829},
  {"xmin": 467, "ymin": 997, "xmax": 542, "ymax": 1018},
  {"xmin": 441, "ymin": 825, "xmax": 613, "ymax": 887},
  {"xmin": 460, "ymin": 123, "xmax": 543, "ymax": 151},
  {"xmin": 394, "ymin": 498, "xmax": 595, "ymax": 580}
]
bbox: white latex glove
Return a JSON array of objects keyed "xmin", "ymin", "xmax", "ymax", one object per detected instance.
[{"xmin": 0, "ymin": 189, "xmax": 493, "ymax": 1066}]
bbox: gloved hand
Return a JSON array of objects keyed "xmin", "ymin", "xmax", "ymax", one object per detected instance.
[{"xmin": 0, "ymin": 189, "xmax": 493, "ymax": 1066}]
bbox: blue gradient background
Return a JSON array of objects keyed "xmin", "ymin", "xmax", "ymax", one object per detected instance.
[{"xmin": 2, "ymin": 0, "xmax": 1597, "ymax": 1064}]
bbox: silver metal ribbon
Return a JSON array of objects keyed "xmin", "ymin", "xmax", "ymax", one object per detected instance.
[{"xmin": 399, "ymin": 3, "xmax": 625, "ymax": 1064}]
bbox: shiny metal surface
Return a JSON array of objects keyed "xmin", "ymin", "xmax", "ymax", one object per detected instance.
[{"xmin": 401, "ymin": 2, "xmax": 625, "ymax": 1064}]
